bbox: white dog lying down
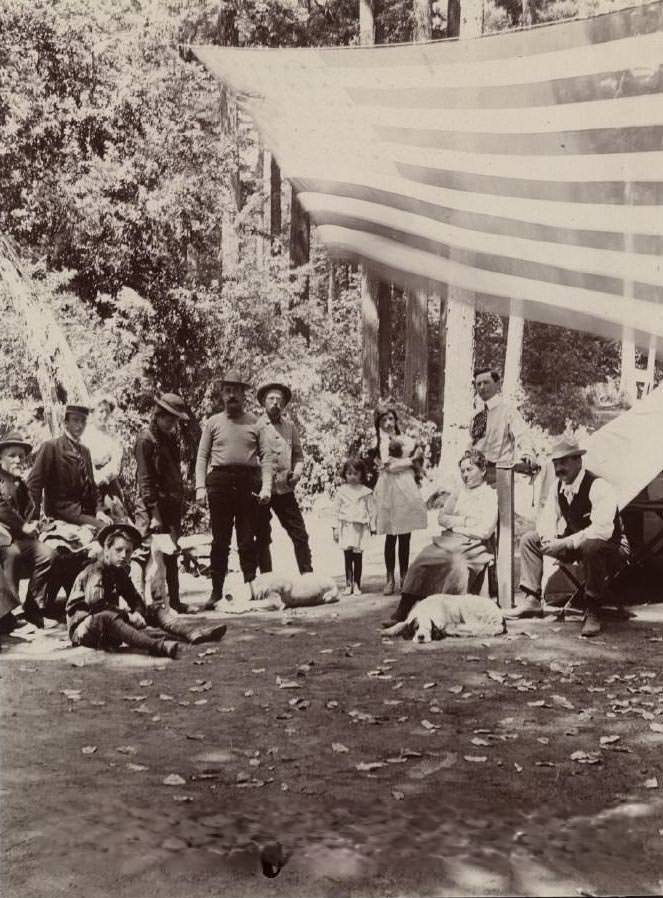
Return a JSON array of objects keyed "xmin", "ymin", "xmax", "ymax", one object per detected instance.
[
  {"xmin": 382, "ymin": 593, "xmax": 506, "ymax": 642},
  {"xmin": 219, "ymin": 572, "xmax": 339, "ymax": 614}
]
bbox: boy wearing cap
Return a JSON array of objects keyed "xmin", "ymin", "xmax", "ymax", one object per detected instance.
[
  {"xmin": 195, "ymin": 371, "xmax": 272, "ymax": 608},
  {"xmin": 134, "ymin": 393, "xmax": 190, "ymax": 614},
  {"xmin": 506, "ymin": 436, "xmax": 626, "ymax": 636},
  {"xmin": 255, "ymin": 382, "xmax": 312, "ymax": 575},
  {"xmin": 27, "ymin": 405, "xmax": 112, "ymax": 530},
  {"xmin": 66, "ymin": 523, "xmax": 179, "ymax": 659},
  {"xmin": 0, "ymin": 431, "xmax": 57, "ymax": 629}
]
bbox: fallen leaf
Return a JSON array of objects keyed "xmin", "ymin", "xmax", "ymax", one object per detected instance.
[
  {"xmin": 281, "ymin": 783, "xmax": 289, "ymax": 791},
  {"xmin": 536, "ymin": 761, "xmax": 556, "ymax": 767},
  {"xmin": 139, "ymin": 679, "xmax": 153, "ymax": 687},
  {"xmin": 116, "ymin": 746, "xmax": 137, "ymax": 755},
  {"xmin": 355, "ymin": 762, "xmax": 385, "ymax": 772},
  {"xmin": 392, "ymin": 790, "xmax": 405, "ymax": 800},
  {"xmin": 163, "ymin": 774, "xmax": 187, "ymax": 786},
  {"xmin": 650, "ymin": 722, "xmax": 663, "ymax": 734},
  {"xmin": 61, "ymin": 690, "xmax": 81, "ymax": 701},
  {"xmin": 159, "ymin": 693, "xmax": 174, "ymax": 702},
  {"xmin": 127, "ymin": 763, "xmax": 148, "ymax": 772},
  {"xmin": 423, "ymin": 682, "xmax": 437, "ymax": 690},
  {"xmin": 514, "ymin": 763, "xmax": 523, "ymax": 773},
  {"xmin": 193, "ymin": 699, "xmax": 208, "ymax": 706},
  {"xmin": 570, "ymin": 751, "xmax": 602, "ymax": 765},
  {"xmin": 471, "ymin": 737, "xmax": 490, "ymax": 747},
  {"xmin": 173, "ymin": 795, "xmax": 194, "ymax": 802},
  {"xmin": 551, "ymin": 694, "xmax": 575, "ymax": 710},
  {"xmin": 185, "ymin": 733, "xmax": 206, "ymax": 741},
  {"xmin": 244, "ymin": 690, "xmax": 255, "ymax": 697},
  {"xmin": 189, "ymin": 681, "xmax": 212, "ymax": 693},
  {"xmin": 464, "ymin": 755, "xmax": 487, "ymax": 763},
  {"xmin": 319, "ymin": 649, "xmax": 333, "ymax": 654},
  {"xmin": 486, "ymin": 671, "xmax": 506, "ymax": 683},
  {"xmin": 528, "ymin": 700, "xmax": 546, "ymax": 707},
  {"xmin": 218, "ymin": 706, "xmax": 235, "ymax": 713},
  {"xmin": 326, "ymin": 700, "xmax": 339, "ymax": 709},
  {"xmin": 198, "ymin": 649, "xmax": 218, "ymax": 657},
  {"xmin": 89, "ymin": 700, "xmax": 106, "ymax": 707},
  {"xmin": 448, "ymin": 685, "xmax": 464, "ymax": 695},
  {"xmin": 81, "ymin": 745, "xmax": 97, "ymax": 755},
  {"xmin": 644, "ymin": 777, "xmax": 659, "ymax": 789},
  {"xmin": 600, "ymin": 735, "xmax": 621, "ymax": 746},
  {"xmin": 131, "ymin": 705, "xmax": 152, "ymax": 714},
  {"xmin": 421, "ymin": 719, "xmax": 438, "ymax": 731},
  {"xmin": 277, "ymin": 678, "xmax": 301, "ymax": 690},
  {"xmin": 123, "ymin": 694, "xmax": 147, "ymax": 702},
  {"xmin": 537, "ymin": 737, "xmax": 550, "ymax": 745},
  {"xmin": 332, "ymin": 743, "xmax": 349, "ymax": 753}
]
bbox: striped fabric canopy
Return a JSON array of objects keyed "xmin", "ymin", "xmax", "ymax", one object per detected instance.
[{"xmin": 193, "ymin": 1, "xmax": 663, "ymax": 347}]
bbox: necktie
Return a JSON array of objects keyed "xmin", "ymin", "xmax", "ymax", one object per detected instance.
[{"xmin": 470, "ymin": 403, "xmax": 489, "ymax": 443}]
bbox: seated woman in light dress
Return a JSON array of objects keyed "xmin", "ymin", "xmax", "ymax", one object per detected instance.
[{"xmin": 385, "ymin": 449, "xmax": 498, "ymax": 623}]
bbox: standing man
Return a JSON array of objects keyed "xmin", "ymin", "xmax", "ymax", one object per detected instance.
[
  {"xmin": 27, "ymin": 404, "xmax": 112, "ymax": 530},
  {"xmin": 195, "ymin": 371, "xmax": 272, "ymax": 609},
  {"xmin": 469, "ymin": 368, "xmax": 535, "ymax": 486},
  {"xmin": 0, "ymin": 430, "xmax": 57, "ymax": 628},
  {"xmin": 505, "ymin": 436, "xmax": 626, "ymax": 637},
  {"xmin": 135, "ymin": 393, "xmax": 191, "ymax": 614},
  {"xmin": 255, "ymin": 382, "xmax": 313, "ymax": 576}
]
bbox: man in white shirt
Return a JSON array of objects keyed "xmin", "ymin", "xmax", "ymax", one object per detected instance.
[
  {"xmin": 505, "ymin": 436, "xmax": 626, "ymax": 637},
  {"xmin": 470, "ymin": 368, "xmax": 535, "ymax": 486}
]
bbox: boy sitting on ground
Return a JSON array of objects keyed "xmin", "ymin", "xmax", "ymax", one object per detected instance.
[{"xmin": 66, "ymin": 523, "xmax": 179, "ymax": 659}]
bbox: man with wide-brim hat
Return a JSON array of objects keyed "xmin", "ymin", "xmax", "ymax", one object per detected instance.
[
  {"xmin": 506, "ymin": 434, "xmax": 626, "ymax": 637},
  {"xmin": 0, "ymin": 430, "xmax": 58, "ymax": 630},
  {"xmin": 195, "ymin": 369, "xmax": 273, "ymax": 608},
  {"xmin": 134, "ymin": 392, "xmax": 191, "ymax": 614},
  {"xmin": 254, "ymin": 381, "xmax": 313, "ymax": 576},
  {"xmin": 27, "ymin": 404, "xmax": 112, "ymax": 533}
]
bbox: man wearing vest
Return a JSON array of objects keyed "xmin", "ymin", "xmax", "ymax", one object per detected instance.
[
  {"xmin": 470, "ymin": 368, "xmax": 534, "ymax": 486},
  {"xmin": 506, "ymin": 436, "xmax": 625, "ymax": 637}
]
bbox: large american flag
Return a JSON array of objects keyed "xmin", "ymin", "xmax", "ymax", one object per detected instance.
[{"xmin": 193, "ymin": 1, "xmax": 663, "ymax": 348}]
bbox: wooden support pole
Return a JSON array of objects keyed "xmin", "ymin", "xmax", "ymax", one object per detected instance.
[
  {"xmin": 378, "ymin": 281, "xmax": 392, "ymax": 397},
  {"xmin": 645, "ymin": 333, "xmax": 657, "ymax": 396},
  {"xmin": 496, "ymin": 465, "xmax": 515, "ymax": 609},
  {"xmin": 503, "ymin": 305, "xmax": 524, "ymax": 400}
]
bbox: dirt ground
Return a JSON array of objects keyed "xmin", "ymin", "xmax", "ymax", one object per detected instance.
[{"xmin": 3, "ymin": 514, "xmax": 663, "ymax": 898}]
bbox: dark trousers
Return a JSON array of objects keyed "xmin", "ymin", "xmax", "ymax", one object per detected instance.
[
  {"xmin": 520, "ymin": 530, "xmax": 624, "ymax": 603},
  {"xmin": 73, "ymin": 609, "xmax": 165, "ymax": 654},
  {"xmin": 0, "ymin": 539, "xmax": 57, "ymax": 612},
  {"xmin": 207, "ymin": 466, "xmax": 260, "ymax": 598},
  {"xmin": 255, "ymin": 492, "xmax": 312, "ymax": 575},
  {"xmin": 384, "ymin": 533, "xmax": 411, "ymax": 579}
]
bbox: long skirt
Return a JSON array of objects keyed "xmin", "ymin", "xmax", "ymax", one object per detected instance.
[{"xmin": 401, "ymin": 532, "xmax": 494, "ymax": 598}]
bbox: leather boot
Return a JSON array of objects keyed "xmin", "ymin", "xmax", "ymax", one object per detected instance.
[
  {"xmin": 150, "ymin": 638, "xmax": 179, "ymax": 659},
  {"xmin": 384, "ymin": 573, "xmax": 396, "ymax": 596},
  {"xmin": 148, "ymin": 605, "xmax": 226, "ymax": 645}
]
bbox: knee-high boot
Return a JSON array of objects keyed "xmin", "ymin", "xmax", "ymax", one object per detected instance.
[{"xmin": 147, "ymin": 605, "xmax": 227, "ymax": 645}]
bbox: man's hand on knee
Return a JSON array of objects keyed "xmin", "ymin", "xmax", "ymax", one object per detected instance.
[{"xmin": 541, "ymin": 537, "xmax": 570, "ymax": 558}]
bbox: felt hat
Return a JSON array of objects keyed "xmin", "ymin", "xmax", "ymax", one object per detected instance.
[
  {"xmin": 97, "ymin": 522, "xmax": 143, "ymax": 548},
  {"xmin": 0, "ymin": 430, "xmax": 32, "ymax": 455},
  {"xmin": 154, "ymin": 393, "xmax": 189, "ymax": 421},
  {"xmin": 221, "ymin": 369, "xmax": 252, "ymax": 389},
  {"xmin": 550, "ymin": 435, "xmax": 586, "ymax": 461},
  {"xmin": 257, "ymin": 382, "xmax": 292, "ymax": 407},
  {"xmin": 65, "ymin": 404, "xmax": 90, "ymax": 418}
]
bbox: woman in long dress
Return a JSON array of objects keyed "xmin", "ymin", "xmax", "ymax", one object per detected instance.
[
  {"xmin": 82, "ymin": 394, "xmax": 124, "ymax": 510},
  {"xmin": 368, "ymin": 408, "xmax": 427, "ymax": 595},
  {"xmin": 386, "ymin": 449, "xmax": 498, "ymax": 622}
]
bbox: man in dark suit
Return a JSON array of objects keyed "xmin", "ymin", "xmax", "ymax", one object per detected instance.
[
  {"xmin": 0, "ymin": 430, "xmax": 57, "ymax": 628},
  {"xmin": 27, "ymin": 405, "xmax": 112, "ymax": 530}
]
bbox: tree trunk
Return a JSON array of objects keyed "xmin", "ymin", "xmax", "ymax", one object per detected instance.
[
  {"xmin": 359, "ymin": 0, "xmax": 382, "ymax": 404},
  {"xmin": 441, "ymin": 0, "xmax": 483, "ymax": 465},
  {"xmin": 620, "ymin": 182, "xmax": 639, "ymax": 405},
  {"xmin": 361, "ymin": 269, "xmax": 380, "ymax": 404},
  {"xmin": 0, "ymin": 238, "xmax": 89, "ymax": 435},
  {"xmin": 378, "ymin": 281, "xmax": 392, "ymax": 396},
  {"xmin": 404, "ymin": 289, "xmax": 428, "ymax": 415},
  {"xmin": 503, "ymin": 308, "xmax": 524, "ymax": 399},
  {"xmin": 521, "ymin": 0, "xmax": 535, "ymax": 26},
  {"xmin": 413, "ymin": 0, "xmax": 432, "ymax": 39}
]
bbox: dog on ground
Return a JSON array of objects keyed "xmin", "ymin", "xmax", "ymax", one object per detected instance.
[
  {"xmin": 382, "ymin": 593, "xmax": 506, "ymax": 642},
  {"xmin": 219, "ymin": 572, "xmax": 340, "ymax": 613}
]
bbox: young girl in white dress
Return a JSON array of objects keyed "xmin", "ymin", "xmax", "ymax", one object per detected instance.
[{"xmin": 333, "ymin": 458, "xmax": 377, "ymax": 596}]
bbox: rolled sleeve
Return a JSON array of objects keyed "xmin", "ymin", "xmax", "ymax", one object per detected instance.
[
  {"xmin": 256, "ymin": 426, "xmax": 273, "ymax": 492},
  {"xmin": 508, "ymin": 406, "xmax": 535, "ymax": 460},
  {"xmin": 194, "ymin": 422, "xmax": 212, "ymax": 491}
]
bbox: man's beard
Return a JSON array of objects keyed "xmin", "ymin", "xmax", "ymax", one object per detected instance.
[
  {"xmin": 267, "ymin": 407, "xmax": 281, "ymax": 422},
  {"xmin": 225, "ymin": 398, "xmax": 242, "ymax": 418}
]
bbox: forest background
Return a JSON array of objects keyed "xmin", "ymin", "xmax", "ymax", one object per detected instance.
[{"xmin": 0, "ymin": 0, "xmax": 651, "ymax": 522}]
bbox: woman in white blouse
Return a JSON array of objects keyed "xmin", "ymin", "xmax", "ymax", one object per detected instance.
[
  {"xmin": 385, "ymin": 449, "xmax": 498, "ymax": 623},
  {"xmin": 82, "ymin": 394, "xmax": 124, "ymax": 507}
]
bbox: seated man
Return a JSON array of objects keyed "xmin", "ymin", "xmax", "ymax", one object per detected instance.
[
  {"xmin": 66, "ymin": 523, "xmax": 179, "ymax": 659},
  {"xmin": 27, "ymin": 404, "xmax": 112, "ymax": 532},
  {"xmin": 506, "ymin": 436, "xmax": 626, "ymax": 637},
  {"xmin": 0, "ymin": 430, "xmax": 57, "ymax": 629}
]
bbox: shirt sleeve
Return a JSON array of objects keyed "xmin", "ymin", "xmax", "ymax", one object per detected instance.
[
  {"xmin": 453, "ymin": 488, "xmax": 498, "ymax": 540},
  {"xmin": 507, "ymin": 404, "xmax": 535, "ymax": 460},
  {"xmin": 194, "ymin": 421, "xmax": 212, "ymax": 492},
  {"xmin": 119, "ymin": 569, "xmax": 146, "ymax": 616},
  {"xmin": 567, "ymin": 478, "xmax": 618, "ymax": 548},
  {"xmin": 537, "ymin": 485, "xmax": 561, "ymax": 541},
  {"xmin": 135, "ymin": 434, "xmax": 159, "ymax": 514},
  {"xmin": 366, "ymin": 491, "xmax": 377, "ymax": 530},
  {"xmin": 26, "ymin": 441, "xmax": 53, "ymax": 517},
  {"xmin": 256, "ymin": 424, "xmax": 274, "ymax": 492},
  {"xmin": 291, "ymin": 424, "xmax": 305, "ymax": 475}
]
